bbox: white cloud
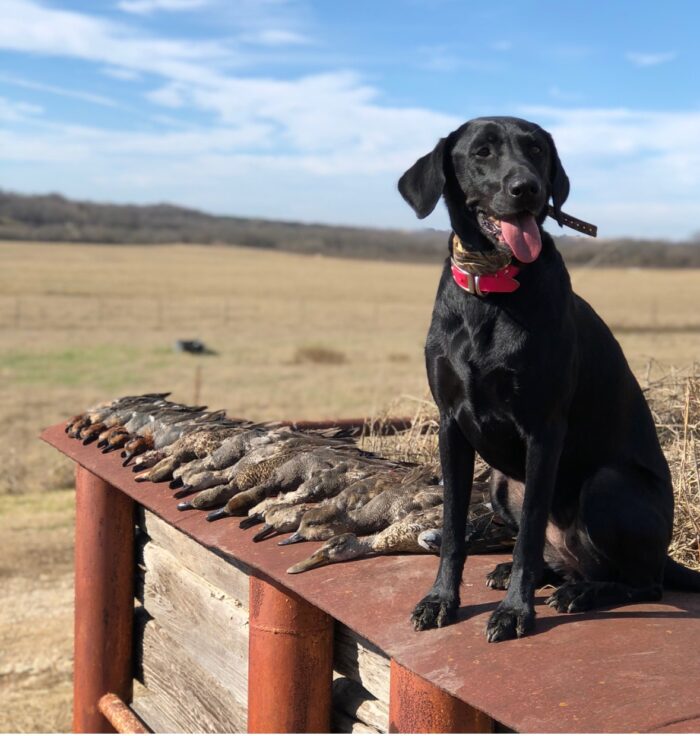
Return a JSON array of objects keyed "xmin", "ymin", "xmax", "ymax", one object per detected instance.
[
  {"xmin": 117, "ymin": 0, "xmax": 210, "ymax": 14},
  {"xmin": 0, "ymin": 2, "xmax": 699, "ymax": 237},
  {"xmin": 519, "ymin": 106, "xmax": 700, "ymax": 237},
  {"xmin": 0, "ymin": 95, "xmax": 42, "ymax": 122},
  {"xmin": 101, "ymin": 66, "xmax": 142, "ymax": 81},
  {"xmin": 245, "ymin": 29, "xmax": 312, "ymax": 46},
  {"xmin": 626, "ymin": 51, "xmax": 677, "ymax": 67},
  {"xmin": 0, "ymin": 0, "xmax": 237, "ymax": 85}
]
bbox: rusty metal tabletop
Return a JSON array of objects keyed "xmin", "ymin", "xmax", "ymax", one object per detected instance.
[{"xmin": 42, "ymin": 422, "xmax": 700, "ymax": 733}]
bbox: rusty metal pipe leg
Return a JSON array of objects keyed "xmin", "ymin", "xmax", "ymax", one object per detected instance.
[
  {"xmin": 248, "ymin": 575, "xmax": 333, "ymax": 733},
  {"xmin": 73, "ymin": 464, "xmax": 135, "ymax": 733},
  {"xmin": 389, "ymin": 659, "xmax": 493, "ymax": 733}
]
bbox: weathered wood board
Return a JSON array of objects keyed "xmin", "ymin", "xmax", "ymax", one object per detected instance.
[{"xmin": 132, "ymin": 508, "xmax": 391, "ymax": 733}]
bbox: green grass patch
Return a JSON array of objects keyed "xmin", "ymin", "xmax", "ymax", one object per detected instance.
[{"xmin": 0, "ymin": 345, "xmax": 171, "ymax": 389}]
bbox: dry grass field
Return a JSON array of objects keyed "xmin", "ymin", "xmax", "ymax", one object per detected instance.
[{"xmin": 1, "ymin": 240, "xmax": 699, "ymax": 732}]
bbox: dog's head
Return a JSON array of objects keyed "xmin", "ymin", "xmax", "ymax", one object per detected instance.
[{"xmin": 398, "ymin": 116, "xmax": 569, "ymax": 264}]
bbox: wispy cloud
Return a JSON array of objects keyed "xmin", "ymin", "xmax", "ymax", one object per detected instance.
[
  {"xmin": 0, "ymin": 95, "xmax": 42, "ymax": 123},
  {"xmin": 243, "ymin": 28, "xmax": 313, "ymax": 46},
  {"xmin": 101, "ymin": 66, "xmax": 142, "ymax": 81},
  {"xmin": 117, "ymin": 0, "xmax": 210, "ymax": 14},
  {"xmin": 417, "ymin": 45, "xmax": 501, "ymax": 73},
  {"xmin": 0, "ymin": 0, "xmax": 238, "ymax": 84},
  {"xmin": 548, "ymin": 85, "xmax": 583, "ymax": 104},
  {"xmin": 626, "ymin": 51, "xmax": 677, "ymax": 67},
  {"xmin": 0, "ymin": 73, "xmax": 122, "ymax": 109}
]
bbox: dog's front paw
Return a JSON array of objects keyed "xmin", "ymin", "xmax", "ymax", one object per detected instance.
[
  {"xmin": 486, "ymin": 562, "xmax": 512, "ymax": 590},
  {"xmin": 486, "ymin": 602, "xmax": 534, "ymax": 642},
  {"xmin": 411, "ymin": 594, "xmax": 457, "ymax": 631}
]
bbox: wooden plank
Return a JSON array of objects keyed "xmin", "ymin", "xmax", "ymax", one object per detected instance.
[
  {"xmin": 334, "ymin": 624, "xmax": 390, "ymax": 709},
  {"xmin": 136, "ymin": 510, "xmax": 390, "ymax": 733},
  {"xmin": 135, "ymin": 619, "xmax": 246, "ymax": 733},
  {"xmin": 333, "ymin": 676, "xmax": 388, "ymax": 734},
  {"xmin": 140, "ymin": 509, "xmax": 250, "ymax": 606},
  {"xmin": 140, "ymin": 541, "xmax": 248, "ymax": 705},
  {"xmin": 131, "ymin": 696, "xmax": 182, "ymax": 734},
  {"xmin": 333, "ymin": 709, "xmax": 381, "ymax": 734}
]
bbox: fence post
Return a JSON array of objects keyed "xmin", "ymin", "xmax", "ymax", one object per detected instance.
[
  {"xmin": 389, "ymin": 659, "xmax": 493, "ymax": 733},
  {"xmin": 73, "ymin": 465, "xmax": 135, "ymax": 733},
  {"xmin": 248, "ymin": 575, "xmax": 333, "ymax": 733}
]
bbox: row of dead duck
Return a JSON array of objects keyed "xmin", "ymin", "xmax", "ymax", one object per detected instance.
[{"xmin": 66, "ymin": 393, "xmax": 513, "ymax": 574}]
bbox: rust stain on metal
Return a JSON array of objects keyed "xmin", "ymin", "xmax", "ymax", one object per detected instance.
[
  {"xmin": 98, "ymin": 693, "xmax": 149, "ymax": 734},
  {"xmin": 73, "ymin": 466, "xmax": 135, "ymax": 733},
  {"xmin": 248, "ymin": 575, "xmax": 333, "ymax": 733},
  {"xmin": 43, "ymin": 422, "xmax": 700, "ymax": 734},
  {"xmin": 389, "ymin": 659, "xmax": 493, "ymax": 733}
]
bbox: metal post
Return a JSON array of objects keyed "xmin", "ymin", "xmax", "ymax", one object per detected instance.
[
  {"xmin": 389, "ymin": 659, "xmax": 493, "ymax": 733},
  {"xmin": 248, "ymin": 575, "xmax": 333, "ymax": 733},
  {"xmin": 73, "ymin": 465, "xmax": 135, "ymax": 733}
]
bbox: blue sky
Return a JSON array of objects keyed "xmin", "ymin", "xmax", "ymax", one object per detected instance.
[{"xmin": 1, "ymin": 0, "xmax": 700, "ymax": 238}]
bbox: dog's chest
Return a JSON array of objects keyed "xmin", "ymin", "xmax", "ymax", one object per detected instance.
[{"xmin": 432, "ymin": 345, "xmax": 526, "ymax": 472}]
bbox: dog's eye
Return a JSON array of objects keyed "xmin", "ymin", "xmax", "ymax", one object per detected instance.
[
  {"xmin": 475, "ymin": 146, "xmax": 491, "ymax": 158},
  {"xmin": 531, "ymin": 145, "xmax": 542, "ymax": 155}
]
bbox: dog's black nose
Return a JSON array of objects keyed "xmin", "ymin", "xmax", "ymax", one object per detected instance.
[{"xmin": 508, "ymin": 176, "xmax": 541, "ymax": 200}]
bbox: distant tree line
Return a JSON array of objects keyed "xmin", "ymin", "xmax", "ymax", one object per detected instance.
[{"xmin": 1, "ymin": 189, "xmax": 699, "ymax": 267}]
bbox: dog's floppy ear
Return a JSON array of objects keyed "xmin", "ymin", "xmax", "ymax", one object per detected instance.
[
  {"xmin": 398, "ymin": 137, "xmax": 448, "ymax": 219},
  {"xmin": 543, "ymin": 130, "xmax": 570, "ymax": 226}
]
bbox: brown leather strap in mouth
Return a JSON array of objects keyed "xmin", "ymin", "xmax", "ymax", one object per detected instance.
[{"xmin": 548, "ymin": 206, "xmax": 598, "ymax": 237}]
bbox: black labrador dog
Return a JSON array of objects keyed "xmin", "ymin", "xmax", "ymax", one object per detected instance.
[{"xmin": 398, "ymin": 116, "xmax": 700, "ymax": 643}]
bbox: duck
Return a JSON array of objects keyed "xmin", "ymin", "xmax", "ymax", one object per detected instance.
[
  {"xmin": 174, "ymin": 429, "xmax": 362, "ymax": 496},
  {"xmin": 417, "ymin": 502, "xmax": 516, "ymax": 556},
  {"xmin": 130, "ymin": 420, "xmax": 250, "ymax": 477},
  {"xmin": 170, "ymin": 426, "xmax": 355, "ymax": 489},
  {"xmin": 286, "ymin": 506, "xmax": 448, "ymax": 574},
  {"xmin": 167, "ymin": 426, "xmax": 275, "ymax": 484},
  {"xmin": 279, "ymin": 466, "xmax": 441, "ymax": 545},
  {"xmin": 250, "ymin": 502, "xmax": 322, "ymax": 542},
  {"xmin": 66, "ymin": 393, "xmax": 170, "ymax": 437},
  {"xmin": 242, "ymin": 459, "xmax": 397, "ymax": 531},
  {"xmin": 204, "ymin": 448, "xmax": 388, "ymax": 522},
  {"xmin": 119, "ymin": 410, "xmax": 231, "ymax": 464},
  {"xmin": 79, "ymin": 396, "xmax": 176, "ymax": 444},
  {"xmin": 181, "ymin": 444, "xmax": 350, "ymax": 517},
  {"xmin": 98, "ymin": 405, "xmax": 209, "ymax": 452}
]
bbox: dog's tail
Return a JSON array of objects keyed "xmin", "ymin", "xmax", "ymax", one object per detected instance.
[{"xmin": 664, "ymin": 557, "xmax": 700, "ymax": 592}]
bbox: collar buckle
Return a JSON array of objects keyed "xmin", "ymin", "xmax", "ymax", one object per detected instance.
[{"xmin": 451, "ymin": 259, "xmax": 484, "ymax": 296}]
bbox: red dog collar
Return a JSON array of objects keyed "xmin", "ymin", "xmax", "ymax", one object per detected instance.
[{"xmin": 450, "ymin": 259, "xmax": 521, "ymax": 296}]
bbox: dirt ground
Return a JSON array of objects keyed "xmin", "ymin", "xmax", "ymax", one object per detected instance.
[
  {"xmin": 0, "ymin": 491, "xmax": 74, "ymax": 732},
  {"xmin": 0, "ymin": 241, "xmax": 698, "ymax": 732}
]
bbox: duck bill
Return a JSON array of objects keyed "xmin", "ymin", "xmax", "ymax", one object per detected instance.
[
  {"xmin": 278, "ymin": 532, "xmax": 304, "ymax": 546},
  {"xmin": 239, "ymin": 514, "xmax": 263, "ymax": 530},
  {"xmin": 286, "ymin": 549, "xmax": 331, "ymax": 574},
  {"xmin": 252, "ymin": 524, "xmax": 276, "ymax": 542}
]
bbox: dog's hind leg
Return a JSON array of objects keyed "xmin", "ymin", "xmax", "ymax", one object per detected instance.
[
  {"xmin": 545, "ymin": 580, "xmax": 662, "ymax": 613},
  {"xmin": 546, "ymin": 464, "xmax": 671, "ymax": 613},
  {"xmin": 411, "ymin": 416, "xmax": 475, "ymax": 630}
]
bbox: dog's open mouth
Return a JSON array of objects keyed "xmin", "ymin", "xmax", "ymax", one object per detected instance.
[{"xmin": 477, "ymin": 210, "xmax": 542, "ymax": 264}]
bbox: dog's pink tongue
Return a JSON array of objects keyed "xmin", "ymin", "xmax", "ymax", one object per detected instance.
[{"xmin": 500, "ymin": 214, "xmax": 542, "ymax": 263}]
